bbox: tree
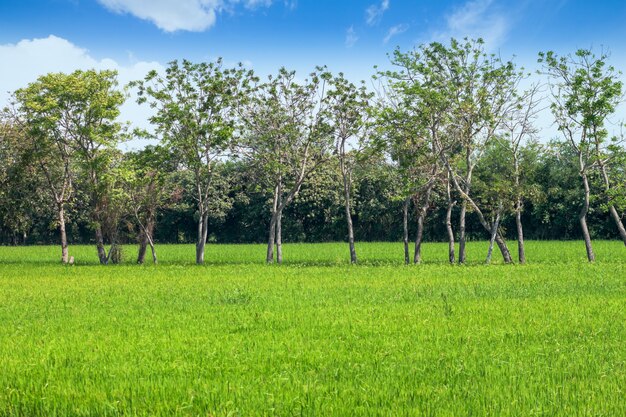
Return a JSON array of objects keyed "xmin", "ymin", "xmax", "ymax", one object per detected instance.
[
  {"xmin": 0, "ymin": 119, "xmax": 50, "ymax": 246},
  {"xmin": 131, "ymin": 59, "xmax": 251, "ymax": 264},
  {"xmin": 121, "ymin": 145, "xmax": 175, "ymax": 264},
  {"xmin": 540, "ymin": 49, "xmax": 625, "ymax": 260},
  {"xmin": 433, "ymin": 38, "xmax": 519, "ymax": 264},
  {"xmin": 378, "ymin": 45, "xmax": 447, "ymax": 264},
  {"xmin": 240, "ymin": 67, "xmax": 333, "ymax": 264},
  {"xmin": 8, "ymin": 84, "xmax": 76, "ymax": 263},
  {"xmin": 10, "ymin": 70, "xmax": 125, "ymax": 264},
  {"xmin": 500, "ymin": 83, "xmax": 543, "ymax": 263},
  {"xmin": 326, "ymin": 73, "xmax": 374, "ymax": 263}
]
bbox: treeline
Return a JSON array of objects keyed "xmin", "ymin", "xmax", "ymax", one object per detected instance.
[{"xmin": 1, "ymin": 39, "xmax": 625, "ymax": 265}]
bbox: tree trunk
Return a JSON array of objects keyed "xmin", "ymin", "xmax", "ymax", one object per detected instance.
[
  {"xmin": 137, "ymin": 232, "xmax": 148, "ymax": 264},
  {"xmin": 266, "ymin": 184, "xmax": 280, "ymax": 264},
  {"xmin": 137, "ymin": 219, "xmax": 155, "ymax": 264},
  {"xmin": 580, "ymin": 173, "xmax": 595, "ymax": 262},
  {"xmin": 447, "ymin": 165, "xmax": 513, "ymax": 264},
  {"xmin": 276, "ymin": 179, "xmax": 283, "ymax": 264},
  {"xmin": 266, "ymin": 213, "xmax": 277, "ymax": 264},
  {"xmin": 458, "ymin": 199, "xmax": 467, "ymax": 264},
  {"xmin": 196, "ymin": 211, "xmax": 208, "ymax": 265},
  {"xmin": 486, "ymin": 206, "xmax": 502, "ymax": 264},
  {"xmin": 276, "ymin": 208, "xmax": 283, "ymax": 264},
  {"xmin": 597, "ymin": 161, "xmax": 626, "ymax": 246},
  {"xmin": 94, "ymin": 223, "xmax": 107, "ymax": 265},
  {"xmin": 403, "ymin": 196, "xmax": 410, "ymax": 265},
  {"xmin": 515, "ymin": 197, "xmax": 526, "ymax": 264},
  {"xmin": 608, "ymin": 205, "xmax": 626, "ymax": 246},
  {"xmin": 513, "ymin": 156, "xmax": 526, "ymax": 264},
  {"xmin": 149, "ymin": 242, "xmax": 157, "ymax": 264},
  {"xmin": 57, "ymin": 202, "xmax": 69, "ymax": 264},
  {"xmin": 457, "ymin": 162, "xmax": 472, "ymax": 264},
  {"xmin": 414, "ymin": 185, "xmax": 433, "ymax": 264},
  {"xmin": 342, "ymin": 170, "xmax": 357, "ymax": 264},
  {"xmin": 445, "ymin": 178, "xmax": 456, "ymax": 264}
]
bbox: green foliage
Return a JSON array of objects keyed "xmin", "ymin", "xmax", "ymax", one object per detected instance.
[{"xmin": 130, "ymin": 59, "xmax": 252, "ymax": 174}]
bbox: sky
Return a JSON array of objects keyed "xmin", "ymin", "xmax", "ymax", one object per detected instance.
[{"xmin": 2, "ymin": 0, "xmax": 626, "ymax": 142}]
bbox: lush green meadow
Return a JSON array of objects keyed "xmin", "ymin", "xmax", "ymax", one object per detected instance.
[{"xmin": 0, "ymin": 241, "xmax": 625, "ymax": 416}]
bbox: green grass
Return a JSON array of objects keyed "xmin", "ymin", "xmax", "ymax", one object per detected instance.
[{"xmin": 0, "ymin": 241, "xmax": 625, "ymax": 416}]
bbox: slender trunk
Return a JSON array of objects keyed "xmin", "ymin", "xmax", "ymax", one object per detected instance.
[
  {"xmin": 403, "ymin": 196, "xmax": 410, "ymax": 265},
  {"xmin": 608, "ymin": 205, "xmax": 626, "ymax": 245},
  {"xmin": 597, "ymin": 162, "xmax": 626, "ymax": 246},
  {"xmin": 57, "ymin": 202, "xmax": 69, "ymax": 264},
  {"xmin": 414, "ymin": 185, "xmax": 433, "ymax": 264},
  {"xmin": 266, "ymin": 213, "xmax": 277, "ymax": 264},
  {"xmin": 515, "ymin": 198, "xmax": 526, "ymax": 264},
  {"xmin": 445, "ymin": 178, "xmax": 455, "ymax": 264},
  {"xmin": 447, "ymin": 165, "xmax": 513, "ymax": 263},
  {"xmin": 137, "ymin": 219, "xmax": 155, "ymax": 264},
  {"xmin": 137, "ymin": 233, "xmax": 148, "ymax": 264},
  {"xmin": 149, "ymin": 242, "xmax": 157, "ymax": 264},
  {"xmin": 458, "ymin": 161, "xmax": 472, "ymax": 264},
  {"xmin": 196, "ymin": 211, "xmax": 208, "ymax": 265},
  {"xmin": 276, "ymin": 208, "xmax": 283, "ymax": 264},
  {"xmin": 94, "ymin": 222, "xmax": 107, "ymax": 265},
  {"xmin": 513, "ymin": 157, "xmax": 526, "ymax": 264},
  {"xmin": 486, "ymin": 205, "xmax": 502, "ymax": 264},
  {"xmin": 146, "ymin": 219, "xmax": 157, "ymax": 264},
  {"xmin": 266, "ymin": 184, "xmax": 280, "ymax": 264},
  {"xmin": 580, "ymin": 172, "xmax": 595, "ymax": 262},
  {"xmin": 342, "ymin": 168, "xmax": 357, "ymax": 264},
  {"xmin": 458, "ymin": 200, "xmax": 467, "ymax": 264},
  {"xmin": 276, "ymin": 179, "xmax": 283, "ymax": 264}
]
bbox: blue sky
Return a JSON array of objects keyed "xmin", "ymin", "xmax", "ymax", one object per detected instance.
[{"xmin": 2, "ymin": 0, "xmax": 626, "ymax": 136}]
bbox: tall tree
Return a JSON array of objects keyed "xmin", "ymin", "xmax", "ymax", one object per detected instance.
[
  {"xmin": 0, "ymin": 119, "xmax": 49, "ymax": 246},
  {"xmin": 540, "ymin": 49, "xmax": 625, "ymax": 260},
  {"xmin": 240, "ymin": 67, "xmax": 333, "ymax": 263},
  {"xmin": 433, "ymin": 38, "xmax": 519, "ymax": 264},
  {"xmin": 500, "ymin": 83, "xmax": 543, "ymax": 263},
  {"xmin": 131, "ymin": 59, "xmax": 251, "ymax": 264},
  {"xmin": 326, "ymin": 73, "xmax": 374, "ymax": 264},
  {"xmin": 121, "ymin": 145, "xmax": 175, "ymax": 264},
  {"xmin": 10, "ymin": 70, "xmax": 124, "ymax": 264},
  {"xmin": 8, "ymin": 90, "xmax": 75, "ymax": 263},
  {"xmin": 379, "ymin": 45, "xmax": 447, "ymax": 264}
]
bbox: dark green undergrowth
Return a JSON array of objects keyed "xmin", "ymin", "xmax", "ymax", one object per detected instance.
[{"xmin": 0, "ymin": 241, "xmax": 624, "ymax": 416}]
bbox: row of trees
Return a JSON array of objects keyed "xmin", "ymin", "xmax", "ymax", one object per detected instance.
[{"xmin": 1, "ymin": 39, "xmax": 626, "ymax": 265}]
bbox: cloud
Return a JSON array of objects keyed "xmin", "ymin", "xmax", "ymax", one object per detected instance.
[
  {"xmin": 96, "ymin": 0, "xmax": 278, "ymax": 32},
  {"xmin": 283, "ymin": 0, "xmax": 297, "ymax": 10},
  {"xmin": 0, "ymin": 35, "xmax": 163, "ymax": 140},
  {"xmin": 345, "ymin": 26, "xmax": 358, "ymax": 48},
  {"xmin": 434, "ymin": 0, "xmax": 509, "ymax": 48},
  {"xmin": 366, "ymin": 0, "xmax": 390, "ymax": 26},
  {"xmin": 383, "ymin": 23, "xmax": 409, "ymax": 44}
]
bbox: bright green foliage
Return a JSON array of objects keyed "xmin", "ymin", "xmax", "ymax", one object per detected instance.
[
  {"xmin": 131, "ymin": 59, "xmax": 252, "ymax": 263},
  {"xmin": 539, "ymin": 49, "xmax": 622, "ymax": 137},
  {"xmin": 0, "ymin": 242, "xmax": 625, "ymax": 416},
  {"xmin": 13, "ymin": 70, "xmax": 125, "ymax": 192},
  {"xmin": 0, "ymin": 121, "xmax": 51, "ymax": 242}
]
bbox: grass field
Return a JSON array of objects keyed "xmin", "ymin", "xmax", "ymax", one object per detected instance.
[{"xmin": 0, "ymin": 241, "xmax": 625, "ymax": 416}]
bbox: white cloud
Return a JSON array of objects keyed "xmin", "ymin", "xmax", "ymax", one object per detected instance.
[
  {"xmin": 366, "ymin": 0, "xmax": 390, "ymax": 26},
  {"xmin": 345, "ymin": 26, "xmax": 358, "ymax": 48},
  {"xmin": 434, "ymin": 0, "xmax": 509, "ymax": 48},
  {"xmin": 283, "ymin": 0, "xmax": 297, "ymax": 10},
  {"xmin": 383, "ymin": 23, "xmax": 409, "ymax": 44},
  {"xmin": 0, "ymin": 35, "xmax": 163, "ymax": 143},
  {"xmin": 97, "ymin": 0, "xmax": 279, "ymax": 32},
  {"xmin": 97, "ymin": 0, "xmax": 221, "ymax": 32}
]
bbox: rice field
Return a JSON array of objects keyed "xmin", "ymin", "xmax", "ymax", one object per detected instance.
[{"xmin": 0, "ymin": 241, "xmax": 625, "ymax": 416}]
